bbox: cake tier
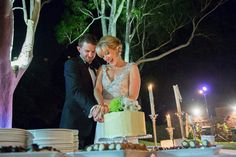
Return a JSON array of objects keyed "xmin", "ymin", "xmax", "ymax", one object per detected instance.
[{"xmin": 104, "ymin": 111, "xmax": 146, "ymax": 138}]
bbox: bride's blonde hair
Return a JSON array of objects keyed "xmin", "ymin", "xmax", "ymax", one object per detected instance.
[{"xmin": 96, "ymin": 35, "xmax": 122, "ymax": 58}]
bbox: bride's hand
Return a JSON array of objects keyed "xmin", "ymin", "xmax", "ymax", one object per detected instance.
[{"xmin": 101, "ymin": 103, "xmax": 109, "ymax": 114}]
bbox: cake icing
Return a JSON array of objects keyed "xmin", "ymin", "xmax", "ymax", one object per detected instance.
[{"xmin": 104, "ymin": 111, "xmax": 146, "ymax": 138}]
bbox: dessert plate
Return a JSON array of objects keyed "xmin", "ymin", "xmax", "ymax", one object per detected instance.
[{"xmin": 156, "ymin": 146, "xmax": 222, "ymax": 157}]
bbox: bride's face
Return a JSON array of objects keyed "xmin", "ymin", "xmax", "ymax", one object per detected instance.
[{"xmin": 102, "ymin": 47, "xmax": 120, "ymax": 66}]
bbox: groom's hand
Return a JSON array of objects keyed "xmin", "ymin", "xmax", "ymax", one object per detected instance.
[
  {"xmin": 92, "ymin": 104, "xmax": 109, "ymax": 122},
  {"xmin": 91, "ymin": 105, "xmax": 101, "ymax": 121},
  {"xmin": 92, "ymin": 105, "xmax": 104, "ymax": 122}
]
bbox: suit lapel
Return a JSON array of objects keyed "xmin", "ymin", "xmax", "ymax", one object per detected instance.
[{"xmin": 77, "ymin": 56, "xmax": 95, "ymax": 88}]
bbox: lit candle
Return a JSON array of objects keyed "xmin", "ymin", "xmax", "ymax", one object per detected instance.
[
  {"xmin": 148, "ymin": 84, "xmax": 155, "ymax": 115},
  {"xmin": 166, "ymin": 114, "xmax": 172, "ymax": 128},
  {"xmin": 173, "ymin": 85, "xmax": 182, "ymax": 113}
]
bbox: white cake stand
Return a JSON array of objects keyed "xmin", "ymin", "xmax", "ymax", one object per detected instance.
[{"xmin": 98, "ymin": 134, "xmax": 152, "ymax": 143}]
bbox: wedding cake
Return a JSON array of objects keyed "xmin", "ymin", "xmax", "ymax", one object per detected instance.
[
  {"xmin": 103, "ymin": 97, "xmax": 146, "ymax": 138},
  {"xmin": 104, "ymin": 111, "xmax": 146, "ymax": 138}
]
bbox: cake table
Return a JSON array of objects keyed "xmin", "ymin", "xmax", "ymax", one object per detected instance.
[
  {"xmin": 156, "ymin": 146, "xmax": 226, "ymax": 157},
  {"xmin": 1, "ymin": 148, "xmax": 236, "ymax": 157},
  {"xmin": 0, "ymin": 152, "xmax": 65, "ymax": 157},
  {"xmin": 67, "ymin": 150, "xmax": 151, "ymax": 157}
]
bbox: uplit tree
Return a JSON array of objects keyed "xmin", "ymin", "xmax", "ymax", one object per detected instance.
[
  {"xmin": 56, "ymin": 0, "xmax": 227, "ymax": 63},
  {"xmin": 0, "ymin": 0, "xmax": 49, "ymax": 128}
]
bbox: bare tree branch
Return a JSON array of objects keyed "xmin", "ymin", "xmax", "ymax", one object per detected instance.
[
  {"xmin": 70, "ymin": 16, "xmax": 103, "ymax": 44},
  {"xmin": 22, "ymin": 0, "xmax": 28, "ymax": 24},
  {"xmin": 136, "ymin": 0, "xmax": 226, "ymax": 65},
  {"xmin": 42, "ymin": 0, "xmax": 51, "ymax": 8}
]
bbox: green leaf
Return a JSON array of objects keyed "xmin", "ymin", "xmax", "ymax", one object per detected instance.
[{"xmin": 109, "ymin": 97, "xmax": 123, "ymax": 112}]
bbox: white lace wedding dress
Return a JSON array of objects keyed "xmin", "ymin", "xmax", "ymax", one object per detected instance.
[{"xmin": 94, "ymin": 62, "xmax": 134, "ymax": 143}]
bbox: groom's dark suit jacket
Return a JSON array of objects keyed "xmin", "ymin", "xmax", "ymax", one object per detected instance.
[{"xmin": 60, "ymin": 56, "xmax": 97, "ymax": 140}]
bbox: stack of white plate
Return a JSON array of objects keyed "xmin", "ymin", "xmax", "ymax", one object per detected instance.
[
  {"xmin": 29, "ymin": 129, "xmax": 79, "ymax": 153},
  {"xmin": 72, "ymin": 130, "xmax": 79, "ymax": 151},
  {"xmin": 0, "ymin": 128, "xmax": 32, "ymax": 148}
]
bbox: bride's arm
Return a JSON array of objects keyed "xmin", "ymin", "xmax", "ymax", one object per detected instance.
[
  {"xmin": 128, "ymin": 64, "xmax": 141, "ymax": 100},
  {"xmin": 94, "ymin": 66, "xmax": 105, "ymax": 105}
]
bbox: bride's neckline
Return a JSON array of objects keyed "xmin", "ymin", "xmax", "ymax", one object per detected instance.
[
  {"xmin": 105, "ymin": 62, "xmax": 128, "ymax": 82},
  {"xmin": 107, "ymin": 62, "xmax": 128, "ymax": 69}
]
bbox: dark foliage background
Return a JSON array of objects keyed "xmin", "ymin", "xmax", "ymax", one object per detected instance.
[{"xmin": 12, "ymin": 1, "xmax": 236, "ymax": 129}]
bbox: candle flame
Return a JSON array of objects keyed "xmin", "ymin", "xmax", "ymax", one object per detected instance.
[{"xmin": 148, "ymin": 84, "xmax": 152, "ymax": 90}]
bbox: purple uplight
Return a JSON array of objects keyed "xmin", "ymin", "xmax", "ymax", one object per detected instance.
[
  {"xmin": 198, "ymin": 85, "xmax": 209, "ymax": 95},
  {"xmin": 198, "ymin": 90, "xmax": 204, "ymax": 94},
  {"xmin": 202, "ymin": 86, "xmax": 207, "ymax": 92}
]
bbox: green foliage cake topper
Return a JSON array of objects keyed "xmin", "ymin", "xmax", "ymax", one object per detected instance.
[
  {"xmin": 109, "ymin": 97, "xmax": 123, "ymax": 112},
  {"xmin": 109, "ymin": 96, "xmax": 141, "ymax": 112}
]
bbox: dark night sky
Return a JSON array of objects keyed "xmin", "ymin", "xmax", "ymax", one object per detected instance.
[{"xmin": 12, "ymin": 0, "xmax": 236, "ymax": 128}]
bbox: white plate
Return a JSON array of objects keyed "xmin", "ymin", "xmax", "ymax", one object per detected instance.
[
  {"xmin": 0, "ymin": 128, "xmax": 27, "ymax": 134},
  {"xmin": 34, "ymin": 141, "xmax": 74, "ymax": 146},
  {"xmin": 29, "ymin": 129, "xmax": 74, "ymax": 140},
  {"xmin": 37, "ymin": 143, "xmax": 74, "ymax": 148},
  {"xmin": 219, "ymin": 149, "xmax": 236, "ymax": 155},
  {"xmin": 156, "ymin": 146, "xmax": 221, "ymax": 157},
  {"xmin": 72, "ymin": 130, "xmax": 79, "ymax": 134},
  {"xmin": 0, "ymin": 141, "xmax": 25, "ymax": 147},
  {"xmin": 32, "ymin": 136, "xmax": 74, "ymax": 140},
  {"xmin": 0, "ymin": 135, "xmax": 26, "ymax": 141},
  {"xmin": 33, "ymin": 139, "xmax": 73, "ymax": 144},
  {"xmin": 29, "ymin": 128, "xmax": 75, "ymax": 133}
]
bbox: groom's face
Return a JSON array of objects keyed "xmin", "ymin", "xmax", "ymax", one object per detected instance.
[{"xmin": 77, "ymin": 42, "xmax": 96, "ymax": 64}]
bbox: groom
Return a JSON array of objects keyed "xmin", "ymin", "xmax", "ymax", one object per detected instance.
[{"xmin": 60, "ymin": 34, "xmax": 103, "ymax": 149}]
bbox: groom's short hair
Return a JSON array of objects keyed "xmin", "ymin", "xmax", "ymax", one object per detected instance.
[{"xmin": 78, "ymin": 34, "xmax": 98, "ymax": 47}]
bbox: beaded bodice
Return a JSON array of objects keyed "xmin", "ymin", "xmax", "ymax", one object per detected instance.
[{"xmin": 101, "ymin": 63, "xmax": 134, "ymax": 101}]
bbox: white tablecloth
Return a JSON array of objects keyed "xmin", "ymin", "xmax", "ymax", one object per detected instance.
[
  {"xmin": 156, "ymin": 148, "xmax": 236, "ymax": 157},
  {"xmin": 67, "ymin": 149, "xmax": 236, "ymax": 157},
  {"xmin": 67, "ymin": 150, "xmax": 151, "ymax": 157},
  {"xmin": 0, "ymin": 149, "xmax": 235, "ymax": 157},
  {"xmin": 0, "ymin": 152, "xmax": 65, "ymax": 157}
]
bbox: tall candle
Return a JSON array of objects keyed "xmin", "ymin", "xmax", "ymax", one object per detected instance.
[
  {"xmin": 173, "ymin": 85, "xmax": 182, "ymax": 113},
  {"xmin": 185, "ymin": 113, "xmax": 189, "ymax": 138},
  {"xmin": 166, "ymin": 114, "xmax": 172, "ymax": 128},
  {"xmin": 173, "ymin": 84, "xmax": 185, "ymax": 139},
  {"xmin": 148, "ymin": 84, "xmax": 155, "ymax": 115}
]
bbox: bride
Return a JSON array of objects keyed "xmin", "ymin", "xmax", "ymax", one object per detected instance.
[{"xmin": 93, "ymin": 35, "xmax": 141, "ymax": 143}]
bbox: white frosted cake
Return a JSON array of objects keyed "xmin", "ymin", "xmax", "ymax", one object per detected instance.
[
  {"xmin": 160, "ymin": 139, "xmax": 184, "ymax": 148},
  {"xmin": 104, "ymin": 111, "xmax": 146, "ymax": 138}
]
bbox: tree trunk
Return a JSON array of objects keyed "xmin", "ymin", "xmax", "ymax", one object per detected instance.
[
  {"xmin": 124, "ymin": 0, "xmax": 131, "ymax": 62},
  {"xmin": 0, "ymin": 0, "xmax": 14, "ymax": 128},
  {"xmin": 0, "ymin": 0, "xmax": 41, "ymax": 128}
]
